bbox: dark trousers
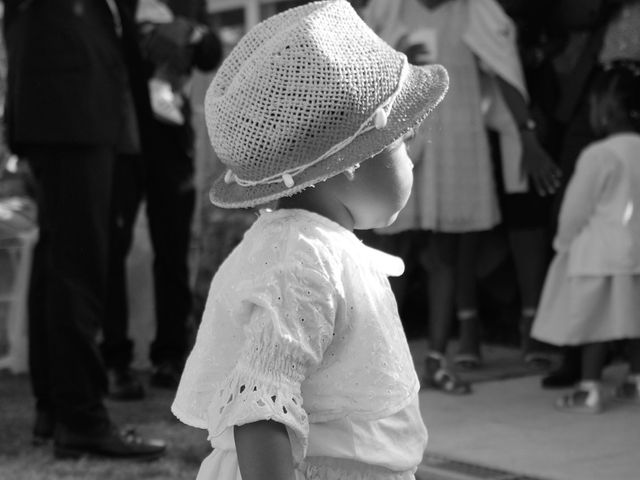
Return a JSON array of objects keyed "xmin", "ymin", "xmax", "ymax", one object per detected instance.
[
  {"xmin": 27, "ymin": 145, "xmax": 114, "ymax": 433},
  {"xmin": 102, "ymin": 120, "xmax": 194, "ymax": 370}
]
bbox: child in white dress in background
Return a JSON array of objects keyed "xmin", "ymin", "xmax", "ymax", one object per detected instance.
[
  {"xmin": 532, "ymin": 61, "xmax": 640, "ymax": 413},
  {"xmin": 171, "ymin": 1, "xmax": 449, "ymax": 479}
]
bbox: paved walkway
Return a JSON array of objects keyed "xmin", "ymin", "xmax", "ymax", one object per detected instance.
[{"xmin": 416, "ymin": 361, "xmax": 640, "ymax": 480}]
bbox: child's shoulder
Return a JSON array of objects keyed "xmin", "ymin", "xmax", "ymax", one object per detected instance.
[
  {"xmin": 580, "ymin": 133, "xmax": 640, "ymax": 162},
  {"xmin": 574, "ymin": 134, "xmax": 640, "ymax": 182},
  {"xmin": 233, "ymin": 208, "xmax": 349, "ymax": 275}
]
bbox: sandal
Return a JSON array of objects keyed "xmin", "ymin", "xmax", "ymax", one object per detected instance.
[
  {"xmin": 556, "ymin": 385, "xmax": 603, "ymax": 414},
  {"xmin": 424, "ymin": 354, "xmax": 472, "ymax": 395},
  {"xmin": 615, "ymin": 379, "xmax": 640, "ymax": 404}
]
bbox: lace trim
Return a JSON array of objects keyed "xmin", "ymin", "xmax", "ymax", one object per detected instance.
[{"xmin": 206, "ymin": 362, "xmax": 309, "ymax": 464}]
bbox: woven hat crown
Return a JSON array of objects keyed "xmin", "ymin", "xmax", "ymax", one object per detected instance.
[{"xmin": 205, "ymin": 0, "xmax": 410, "ymax": 186}]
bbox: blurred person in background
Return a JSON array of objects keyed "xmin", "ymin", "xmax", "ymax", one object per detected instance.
[
  {"xmin": 363, "ymin": 0, "xmax": 559, "ymax": 394},
  {"xmin": 512, "ymin": 0, "xmax": 640, "ymax": 389},
  {"xmin": 532, "ymin": 62, "xmax": 640, "ymax": 413},
  {"xmin": 101, "ymin": 0, "xmax": 222, "ymax": 399},
  {"xmin": 2, "ymin": 0, "xmax": 165, "ymax": 459}
]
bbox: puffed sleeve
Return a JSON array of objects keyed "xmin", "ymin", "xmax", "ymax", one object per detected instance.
[{"xmin": 204, "ymin": 262, "xmax": 337, "ymax": 466}]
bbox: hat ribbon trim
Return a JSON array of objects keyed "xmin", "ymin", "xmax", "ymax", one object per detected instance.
[{"xmin": 224, "ymin": 57, "xmax": 410, "ymax": 188}]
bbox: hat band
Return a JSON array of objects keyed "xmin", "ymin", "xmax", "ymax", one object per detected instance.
[{"xmin": 224, "ymin": 57, "xmax": 410, "ymax": 189}]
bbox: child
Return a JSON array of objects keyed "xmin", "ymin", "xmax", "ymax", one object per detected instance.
[
  {"xmin": 532, "ymin": 61, "xmax": 640, "ymax": 413},
  {"xmin": 171, "ymin": 1, "xmax": 449, "ymax": 479}
]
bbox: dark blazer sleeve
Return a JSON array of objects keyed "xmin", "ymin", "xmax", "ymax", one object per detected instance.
[
  {"xmin": 2, "ymin": 0, "xmax": 134, "ymax": 150},
  {"xmin": 168, "ymin": 0, "xmax": 222, "ymax": 73},
  {"xmin": 192, "ymin": 29, "xmax": 223, "ymax": 72}
]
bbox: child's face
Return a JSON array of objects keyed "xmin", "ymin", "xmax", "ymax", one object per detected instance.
[{"xmin": 339, "ymin": 141, "xmax": 414, "ymax": 230}]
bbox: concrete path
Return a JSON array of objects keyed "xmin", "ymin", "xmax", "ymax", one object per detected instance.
[{"xmin": 417, "ymin": 363, "xmax": 640, "ymax": 480}]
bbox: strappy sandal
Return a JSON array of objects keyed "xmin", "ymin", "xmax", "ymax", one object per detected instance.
[
  {"xmin": 615, "ymin": 379, "xmax": 640, "ymax": 404},
  {"xmin": 556, "ymin": 386, "xmax": 603, "ymax": 414},
  {"xmin": 424, "ymin": 354, "xmax": 472, "ymax": 395}
]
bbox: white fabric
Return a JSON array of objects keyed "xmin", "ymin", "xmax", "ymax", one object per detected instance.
[
  {"xmin": 136, "ymin": 0, "xmax": 174, "ymax": 23},
  {"xmin": 195, "ymin": 395, "xmax": 425, "ymax": 480},
  {"xmin": 364, "ymin": 0, "xmax": 528, "ymax": 203},
  {"xmin": 465, "ymin": 0, "xmax": 529, "ymax": 193},
  {"xmin": 599, "ymin": 0, "xmax": 640, "ymax": 63},
  {"xmin": 463, "ymin": 0, "xmax": 527, "ymax": 99},
  {"xmin": 554, "ymin": 133, "xmax": 640, "ymax": 275},
  {"xmin": 172, "ymin": 209, "xmax": 425, "ymax": 478},
  {"xmin": 532, "ymin": 254, "xmax": 640, "ymax": 345},
  {"xmin": 532, "ymin": 133, "xmax": 640, "ymax": 345},
  {"xmin": 366, "ymin": 0, "xmax": 497, "ymax": 232}
]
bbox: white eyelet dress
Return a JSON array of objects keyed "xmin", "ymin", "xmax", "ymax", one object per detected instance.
[{"xmin": 172, "ymin": 209, "xmax": 428, "ymax": 479}]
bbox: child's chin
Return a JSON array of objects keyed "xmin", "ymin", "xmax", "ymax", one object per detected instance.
[{"xmin": 367, "ymin": 212, "xmax": 400, "ymax": 230}]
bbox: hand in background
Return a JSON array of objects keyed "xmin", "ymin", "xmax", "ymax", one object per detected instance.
[{"xmin": 520, "ymin": 130, "xmax": 562, "ymax": 196}]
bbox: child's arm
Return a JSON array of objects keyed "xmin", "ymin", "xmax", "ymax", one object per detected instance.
[{"xmin": 235, "ymin": 420, "xmax": 294, "ymax": 480}]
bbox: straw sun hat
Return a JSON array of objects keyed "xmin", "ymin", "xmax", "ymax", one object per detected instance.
[{"xmin": 206, "ymin": 0, "xmax": 449, "ymax": 209}]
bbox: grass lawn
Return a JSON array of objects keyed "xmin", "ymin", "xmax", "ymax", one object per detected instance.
[{"xmin": 0, "ymin": 371, "xmax": 210, "ymax": 480}]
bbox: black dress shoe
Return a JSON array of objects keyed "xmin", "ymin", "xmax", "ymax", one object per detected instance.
[
  {"xmin": 33, "ymin": 411, "xmax": 55, "ymax": 446},
  {"xmin": 109, "ymin": 368, "xmax": 145, "ymax": 401},
  {"xmin": 54, "ymin": 424, "xmax": 166, "ymax": 460},
  {"xmin": 150, "ymin": 361, "xmax": 182, "ymax": 389}
]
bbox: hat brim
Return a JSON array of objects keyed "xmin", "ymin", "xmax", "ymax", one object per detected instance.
[{"xmin": 209, "ymin": 63, "xmax": 449, "ymax": 209}]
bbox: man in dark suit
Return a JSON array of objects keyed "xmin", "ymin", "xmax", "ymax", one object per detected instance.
[
  {"xmin": 102, "ymin": 0, "xmax": 222, "ymax": 398},
  {"xmin": 3, "ymin": 0, "xmax": 165, "ymax": 459}
]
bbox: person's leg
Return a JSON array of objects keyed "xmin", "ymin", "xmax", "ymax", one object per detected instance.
[
  {"xmin": 628, "ymin": 339, "xmax": 640, "ymax": 375},
  {"xmin": 102, "ymin": 153, "xmax": 145, "ymax": 399},
  {"xmin": 422, "ymin": 232, "xmax": 470, "ymax": 394},
  {"xmin": 455, "ymin": 232, "xmax": 482, "ymax": 368},
  {"xmin": 145, "ymin": 121, "xmax": 194, "ymax": 386},
  {"xmin": 27, "ymin": 146, "xmax": 113, "ymax": 433},
  {"xmin": 615, "ymin": 338, "xmax": 640, "ymax": 402},
  {"xmin": 26, "ymin": 160, "xmax": 55, "ymax": 444},
  {"xmin": 424, "ymin": 232, "xmax": 457, "ymax": 354},
  {"xmin": 508, "ymin": 227, "xmax": 554, "ymax": 368},
  {"xmin": 27, "ymin": 145, "xmax": 166, "ymax": 459},
  {"xmin": 542, "ymin": 345, "xmax": 582, "ymax": 388},
  {"xmin": 557, "ymin": 342, "xmax": 607, "ymax": 413}
]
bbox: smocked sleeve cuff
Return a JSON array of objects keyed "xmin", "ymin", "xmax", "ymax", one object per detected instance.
[{"xmin": 205, "ymin": 350, "xmax": 309, "ymax": 465}]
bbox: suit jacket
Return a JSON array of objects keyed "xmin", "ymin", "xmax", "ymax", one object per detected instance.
[{"xmin": 3, "ymin": 0, "xmax": 149, "ymax": 152}]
